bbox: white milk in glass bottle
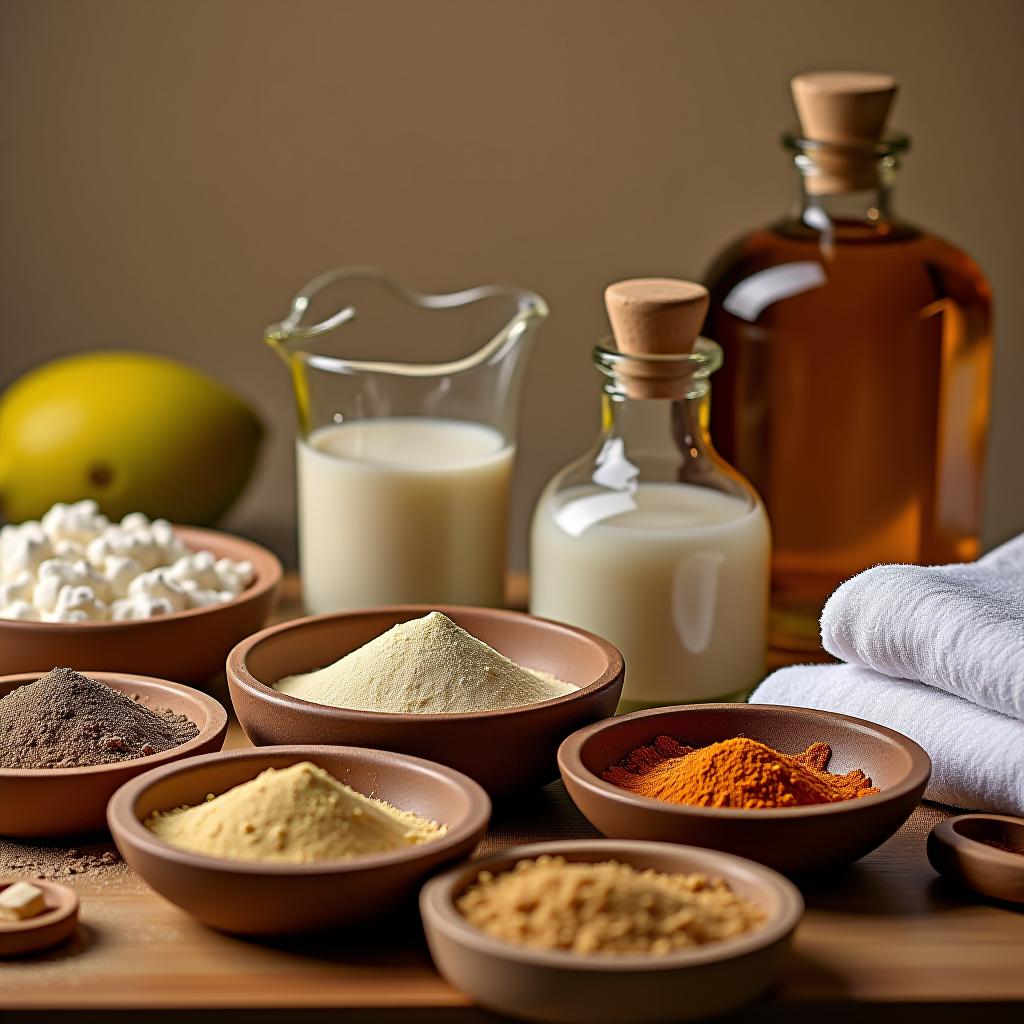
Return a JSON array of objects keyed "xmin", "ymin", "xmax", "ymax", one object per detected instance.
[{"xmin": 530, "ymin": 279, "xmax": 770, "ymax": 709}]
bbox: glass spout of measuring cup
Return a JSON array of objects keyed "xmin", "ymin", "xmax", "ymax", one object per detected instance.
[{"xmin": 265, "ymin": 267, "xmax": 548, "ymax": 615}]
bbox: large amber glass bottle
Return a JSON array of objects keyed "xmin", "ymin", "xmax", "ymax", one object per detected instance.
[{"xmin": 703, "ymin": 72, "xmax": 992, "ymax": 652}]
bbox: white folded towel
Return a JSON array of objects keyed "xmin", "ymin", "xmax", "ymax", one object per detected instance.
[
  {"xmin": 751, "ymin": 663, "xmax": 1024, "ymax": 816},
  {"xmin": 821, "ymin": 534, "xmax": 1024, "ymax": 720}
]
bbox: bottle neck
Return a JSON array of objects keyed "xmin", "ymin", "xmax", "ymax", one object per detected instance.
[
  {"xmin": 797, "ymin": 178, "xmax": 894, "ymax": 229},
  {"xmin": 588, "ymin": 341, "xmax": 755, "ymax": 503},
  {"xmin": 589, "ymin": 337, "xmax": 722, "ymax": 472},
  {"xmin": 599, "ymin": 386, "xmax": 713, "ymax": 460},
  {"xmin": 787, "ymin": 134, "xmax": 908, "ymax": 230}
]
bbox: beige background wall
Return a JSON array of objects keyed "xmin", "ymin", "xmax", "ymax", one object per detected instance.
[{"xmin": 2, "ymin": 0, "xmax": 1021, "ymax": 567}]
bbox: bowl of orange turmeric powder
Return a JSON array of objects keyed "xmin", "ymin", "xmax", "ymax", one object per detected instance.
[{"xmin": 557, "ymin": 704, "xmax": 931, "ymax": 873}]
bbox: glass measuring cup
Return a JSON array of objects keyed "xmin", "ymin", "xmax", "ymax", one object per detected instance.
[{"xmin": 265, "ymin": 267, "xmax": 547, "ymax": 614}]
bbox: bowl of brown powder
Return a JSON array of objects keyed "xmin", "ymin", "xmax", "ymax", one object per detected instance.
[
  {"xmin": 227, "ymin": 606, "xmax": 624, "ymax": 797},
  {"xmin": 106, "ymin": 744, "xmax": 491, "ymax": 935},
  {"xmin": 420, "ymin": 839, "xmax": 802, "ymax": 1023},
  {"xmin": 558, "ymin": 703, "xmax": 931, "ymax": 874},
  {"xmin": 0, "ymin": 668, "xmax": 228, "ymax": 837}
]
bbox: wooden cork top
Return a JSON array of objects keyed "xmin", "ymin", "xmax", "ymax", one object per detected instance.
[
  {"xmin": 791, "ymin": 71, "xmax": 898, "ymax": 193},
  {"xmin": 603, "ymin": 279, "xmax": 709, "ymax": 399}
]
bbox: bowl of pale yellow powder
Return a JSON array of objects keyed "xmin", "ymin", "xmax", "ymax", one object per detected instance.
[
  {"xmin": 107, "ymin": 744, "xmax": 491, "ymax": 935},
  {"xmin": 226, "ymin": 607, "xmax": 624, "ymax": 797},
  {"xmin": 420, "ymin": 839, "xmax": 803, "ymax": 1024}
]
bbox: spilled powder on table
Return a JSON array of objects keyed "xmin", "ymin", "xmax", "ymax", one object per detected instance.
[
  {"xmin": 146, "ymin": 761, "xmax": 445, "ymax": 863},
  {"xmin": 0, "ymin": 835, "xmax": 131, "ymax": 887},
  {"xmin": 273, "ymin": 611, "xmax": 576, "ymax": 713}
]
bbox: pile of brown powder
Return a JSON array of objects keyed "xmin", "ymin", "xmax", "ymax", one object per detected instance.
[
  {"xmin": 457, "ymin": 855, "xmax": 764, "ymax": 955},
  {"xmin": 0, "ymin": 667, "xmax": 199, "ymax": 769}
]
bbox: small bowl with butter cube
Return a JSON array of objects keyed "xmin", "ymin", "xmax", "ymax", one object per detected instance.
[{"xmin": 0, "ymin": 879, "xmax": 79, "ymax": 957}]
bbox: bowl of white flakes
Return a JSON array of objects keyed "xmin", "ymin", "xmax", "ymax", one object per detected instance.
[{"xmin": 0, "ymin": 501, "xmax": 281, "ymax": 682}]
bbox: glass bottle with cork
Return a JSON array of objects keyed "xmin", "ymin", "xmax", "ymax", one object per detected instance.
[
  {"xmin": 530, "ymin": 279, "xmax": 770, "ymax": 710},
  {"xmin": 703, "ymin": 72, "xmax": 993, "ymax": 653}
]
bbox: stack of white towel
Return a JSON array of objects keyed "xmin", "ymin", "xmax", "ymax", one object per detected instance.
[{"xmin": 750, "ymin": 535, "xmax": 1024, "ymax": 815}]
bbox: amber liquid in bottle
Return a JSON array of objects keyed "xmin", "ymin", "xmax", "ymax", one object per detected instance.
[{"xmin": 704, "ymin": 157, "xmax": 992, "ymax": 652}]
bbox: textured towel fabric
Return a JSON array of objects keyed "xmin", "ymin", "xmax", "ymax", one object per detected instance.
[
  {"xmin": 750, "ymin": 663, "xmax": 1024, "ymax": 816},
  {"xmin": 820, "ymin": 534, "xmax": 1024, "ymax": 721}
]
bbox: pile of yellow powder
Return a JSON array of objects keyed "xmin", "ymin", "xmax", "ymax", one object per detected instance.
[
  {"xmin": 457, "ymin": 856, "xmax": 764, "ymax": 955},
  {"xmin": 146, "ymin": 762, "xmax": 445, "ymax": 863},
  {"xmin": 273, "ymin": 611, "xmax": 576, "ymax": 714}
]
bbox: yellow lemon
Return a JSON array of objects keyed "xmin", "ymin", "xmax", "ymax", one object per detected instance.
[{"xmin": 0, "ymin": 352, "xmax": 263, "ymax": 525}]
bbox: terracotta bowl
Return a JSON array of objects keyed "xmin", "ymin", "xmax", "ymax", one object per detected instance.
[
  {"xmin": 227, "ymin": 606, "xmax": 624, "ymax": 798},
  {"xmin": 0, "ymin": 879, "xmax": 79, "ymax": 958},
  {"xmin": 420, "ymin": 839, "xmax": 803, "ymax": 1024},
  {"xmin": 928, "ymin": 813, "xmax": 1024, "ymax": 905},
  {"xmin": 558, "ymin": 704, "xmax": 931, "ymax": 874},
  {"xmin": 107, "ymin": 744, "xmax": 491, "ymax": 935},
  {"xmin": 0, "ymin": 672, "xmax": 228, "ymax": 838},
  {"xmin": 0, "ymin": 526, "xmax": 282, "ymax": 683}
]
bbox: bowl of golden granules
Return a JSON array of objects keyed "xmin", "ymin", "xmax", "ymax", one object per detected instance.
[{"xmin": 419, "ymin": 839, "xmax": 802, "ymax": 1023}]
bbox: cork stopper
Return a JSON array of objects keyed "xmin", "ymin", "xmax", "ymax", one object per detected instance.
[
  {"xmin": 604, "ymin": 279, "xmax": 709, "ymax": 399},
  {"xmin": 791, "ymin": 71, "xmax": 898, "ymax": 193}
]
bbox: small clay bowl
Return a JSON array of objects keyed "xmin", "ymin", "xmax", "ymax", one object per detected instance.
[
  {"xmin": 0, "ymin": 526, "xmax": 282, "ymax": 683},
  {"xmin": 558, "ymin": 704, "xmax": 931, "ymax": 874},
  {"xmin": 107, "ymin": 744, "xmax": 491, "ymax": 935},
  {"xmin": 227, "ymin": 606, "xmax": 624, "ymax": 797},
  {"xmin": 0, "ymin": 879, "xmax": 79, "ymax": 957},
  {"xmin": 0, "ymin": 672, "xmax": 228, "ymax": 837},
  {"xmin": 928, "ymin": 813, "xmax": 1024, "ymax": 905},
  {"xmin": 420, "ymin": 839, "xmax": 803, "ymax": 1023}
]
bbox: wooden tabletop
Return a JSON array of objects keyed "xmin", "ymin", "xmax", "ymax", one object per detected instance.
[{"xmin": 2, "ymin": 576, "xmax": 1023, "ymax": 1022}]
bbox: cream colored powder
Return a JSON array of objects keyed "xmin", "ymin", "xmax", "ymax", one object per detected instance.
[
  {"xmin": 146, "ymin": 762, "xmax": 445, "ymax": 863},
  {"xmin": 273, "ymin": 611, "xmax": 576, "ymax": 714},
  {"xmin": 457, "ymin": 856, "xmax": 764, "ymax": 955}
]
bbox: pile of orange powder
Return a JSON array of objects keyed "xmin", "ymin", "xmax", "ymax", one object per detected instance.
[{"xmin": 602, "ymin": 735, "xmax": 879, "ymax": 810}]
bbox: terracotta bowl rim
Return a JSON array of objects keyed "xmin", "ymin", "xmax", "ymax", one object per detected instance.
[
  {"xmin": 227, "ymin": 605, "xmax": 625, "ymax": 724},
  {"xmin": 0, "ymin": 671, "xmax": 228, "ymax": 778},
  {"xmin": 107, "ymin": 743, "xmax": 492, "ymax": 875},
  {"xmin": 0, "ymin": 525, "xmax": 282, "ymax": 633},
  {"xmin": 420, "ymin": 838, "xmax": 803, "ymax": 971},
  {"xmin": 0, "ymin": 878, "xmax": 79, "ymax": 935},
  {"xmin": 558, "ymin": 703, "xmax": 932, "ymax": 820},
  {"xmin": 933, "ymin": 813, "xmax": 1024, "ymax": 866}
]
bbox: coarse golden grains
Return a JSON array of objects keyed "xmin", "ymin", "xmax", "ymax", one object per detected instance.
[{"xmin": 456, "ymin": 855, "xmax": 763, "ymax": 955}]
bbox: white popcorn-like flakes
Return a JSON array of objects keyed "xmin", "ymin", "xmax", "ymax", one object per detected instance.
[
  {"xmin": 119, "ymin": 511, "xmax": 151, "ymax": 533},
  {"xmin": 34, "ymin": 558, "xmax": 111, "ymax": 613},
  {"xmin": 0, "ymin": 502, "xmax": 256, "ymax": 623},
  {"xmin": 166, "ymin": 550, "xmax": 221, "ymax": 591},
  {"xmin": 127, "ymin": 568, "xmax": 189, "ymax": 612},
  {"xmin": 87, "ymin": 527, "xmax": 167, "ymax": 572},
  {"xmin": 101, "ymin": 555, "xmax": 145, "ymax": 598},
  {"xmin": 51, "ymin": 607, "xmax": 91, "ymax": 623},
  {"xmin": 111, "ymin": 595, "xmax": 176, "ymax": 621},
  {"xmin": 40, "ymin": 499, "xmax": 109, "ymax": 545},
  {"xmin": 0, "ymin": 524, "xmax": 54, "ymax": 583},
  {"xmin": 51, "ymin": 584, "xmax": 109, "ymax": 622},
  {"xmin": 215, "ymin": 558, "xmax": 254, "ymax": 596},
  {"xmin": 182, "ymin": 585, "xmax": 234, "ymax": 609},
  {"xmin": 53, "ymin": 538, "xmax": 87, "ymax": 561},
  {"xmin": 0, "ymin": 571, "xmax": 33, "ymax": 608},
  {"xmin": 0, "ymin": 600, "xmax": 40, "ymax": 621},
  {"xmin": 154, "ymin": 524, "xmax": 189, "ymax": 562}
]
